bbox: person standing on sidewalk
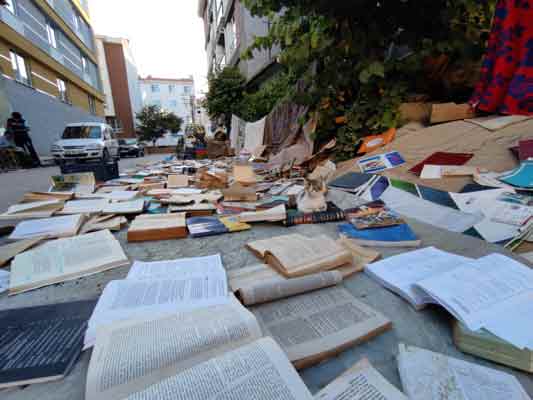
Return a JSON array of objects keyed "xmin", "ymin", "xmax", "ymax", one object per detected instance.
[{"xmin": 6, "ymin": 112, "xmax": 40, "ymax": 167}]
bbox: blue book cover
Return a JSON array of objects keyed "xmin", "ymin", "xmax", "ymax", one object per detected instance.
[
  {"xmin": 499, "ymin": 161, "xmax": 533, "ymax": 189},
  {"xmin": 338, "ymin": 222, "xmax": 419, "ymax": 244},
  {"xmin": 187, "ymin": 217, "xmax": 229, "ymax": 238}
]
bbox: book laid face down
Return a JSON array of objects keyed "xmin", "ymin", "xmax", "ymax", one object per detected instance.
[
  {"xmin": 0, "ymin": 300, "xmax": 96, "ymax": 389},
  {"xmin": 0, "ymin": 199, "xmax": 65, "ymax": 220},
  {"xmin": 83, "ymin": 255, "xmax": 229, "ymax": 349},
  {"xmin": 246, "ymin": 233, "xmax": 355, "ymax": 278},
  {"xmin": 8, "ymin": 214, "xmax": 85, "ymax": 240},
  {"xmin": 315, "ymin": 358, "xmax": 408, "ymax": 400},
  {"xmin": 250, "ymin": 286, "xmax": 392, "ymax": 369},
  {"xmin": 9, "ymin": 230, "xmax": 128, "ymax": 295},
  {"xmin": 365, "ymin": 247, "xmax": 472, "ymax": 310},
  {"xmin": 127, "ymin": 213, "xmax": 187, "ymax": 242},
  {"xmin": 397, "ymin": 344, "xmax": 531, "ymax": 400}
]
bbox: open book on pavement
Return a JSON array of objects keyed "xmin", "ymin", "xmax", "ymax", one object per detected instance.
[
  {"xmin": 9, "ymin": 214, "xmax": 85, "ymax": 240},
  {"xmin": 365, "ymin": 247, "xmax": 472, "ymax": 310},
  {"xmin": 86, "ymin": 298, "xmax": 313, "ymax": 400},
  {"xmin": 0, "ymin": 200, "xmax": 64, "ymax": 220},
  {"xmin": 10, "ymin": 230, "xmax": 128, "ymax": 295},
  {"xmin": 398, "ymin": 344, "xmax": 530, "ymax": 400},
  {"xmin": 315, "ymin": 358, "xmax": 408, "ymax": 400},
  {"xmin": 83, "ymin": 255, "xmax": 229, "ymax": 349}
]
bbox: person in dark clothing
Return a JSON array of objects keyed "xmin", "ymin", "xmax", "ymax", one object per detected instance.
[{"xmin": 6, "ymin": 112, "xmax": 40, "ymax": 166}]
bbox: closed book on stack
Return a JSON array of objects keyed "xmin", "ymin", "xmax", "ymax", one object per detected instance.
[
  {"xmin": 285, "ymin": 202, "xmax": 345, "ymax": 227},
  {"xmin": 128, "ymin": 213, "xmax": 187, "ymax": 242},
  {"xmin": 453, "ymin": 321, "xmax": 533, "ymax": 373},
  {"xmin": 338, "ymin": 223, "xmax": 421, "ymax": 247}
]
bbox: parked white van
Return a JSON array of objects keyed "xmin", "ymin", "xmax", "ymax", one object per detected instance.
[{"xmin": 51, "ymin": 123, "xmax": 119, "ymax": 163}]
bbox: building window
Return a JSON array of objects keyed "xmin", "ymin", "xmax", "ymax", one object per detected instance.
[
  {"xmin": 3, "ymin": 0, "xmax": 15, "ymax": 14},
  {"xmin": 183, "ymin": 86, "xmax": 191, "ymax": 94},
  {"xmin": 57, "ymin": 78, "xmax": 68, "ymax": 102},
  {"xmin": 168, "ymin": 85, "xmax": 174, "ymax": 93},
  {"xmin": 73, "ymin": 14, "xmax": 80, "ymax": 32},
  {"xmin": 88, "ymin": 95, "xmax": 96, "ymax": 114},
  {"xmin": 10, "ymin": 51, "xmax": 31, "ymax": 86},
  {"xmin": 226, "ymin": 16, "xmax": 237, "ymax": 57},
  {"xmin": 81, "ymin": 56, "xmax": 87, "ymax": 72},
  {"xmin": 151, "ymin": 84, "xmax": 160, "ymax": 93},
  {"xmin": 46, "ymin": 22, "xmax": 57, "ymax": 48},
  {"xmin": 169, "ymin": 100, "xmax": 178, "ymax": 108}
]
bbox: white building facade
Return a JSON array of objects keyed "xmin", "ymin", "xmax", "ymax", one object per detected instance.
[{"xmin": 140, "ymin": 76, "xmax": 195, "ymax": 131}]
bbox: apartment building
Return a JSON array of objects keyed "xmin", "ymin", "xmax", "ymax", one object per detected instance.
[
  {"xmin": 0, "ymin": 0, "xmax": 104, "ymax": 155},
  {"xmin": 96, "ymin": 35, "xmax": 142, "ymax": 138},
  {"xmin": 140, "ymin": 76, "xmax": 195, "ymax": 129},
  {"xmin": 197, "ymin": 0, "xmax": 279, "ymax": 84}
]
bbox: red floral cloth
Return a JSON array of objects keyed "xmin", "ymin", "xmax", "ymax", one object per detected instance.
[{"xmin": 470, "ymin": 0, "xmax": 533, "ymax": 115}]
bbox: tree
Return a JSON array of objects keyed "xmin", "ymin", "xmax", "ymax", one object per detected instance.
[
  {"xmin": 136, "ymin": 105, "xmax": 183, "ymax": 146},
  {"xmin": 241, "ymin": 0, "xmax": 496, "ymax": 160}
]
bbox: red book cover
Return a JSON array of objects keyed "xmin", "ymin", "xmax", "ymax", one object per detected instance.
[
  {"xmin": 518, "ymin": 140, "xmax": 533, "ymax": 161},
  {"xmin": 409, "ymin": 152, "xmax": 474, "ymax": 176}
]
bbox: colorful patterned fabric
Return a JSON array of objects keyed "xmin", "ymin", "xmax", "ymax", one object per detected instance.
[{"xmin": 470, "ymin": 0, "xmax": 533, "ymax": 115}]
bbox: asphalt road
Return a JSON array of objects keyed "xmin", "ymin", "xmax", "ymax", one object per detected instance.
[{"xmin": 0, "ymin": 154, "xmax": 167, "ymax": 228}]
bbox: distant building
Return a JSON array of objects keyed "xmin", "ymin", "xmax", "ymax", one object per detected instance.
[
  {"xmin": 197, "ymin": 0, "xmax": 279, "ymax": 85},
  {"xmin": 195, "ymin": 97, "xmax": 212, "ymax": 136},
  {"xmin": 95, "ymin": 35, "xmax": 142, "ymax": 138},
  {"xmin": 140, "ymin": 76, "xmax": 195, "ymax": 131},
  {"xmin": 0, "ymin": 0, "xmax": 105, "ymax": 155}
]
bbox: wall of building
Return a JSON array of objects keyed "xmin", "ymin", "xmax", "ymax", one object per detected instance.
[
  {"xmin": 95, "ymin": 38, "xmax": 114, "ymax": 116},
  {"xmin": 122, "ymin": 41, "xmax": 142, "ymax": 122},
  {"xmin": 140, "ymin": 78, "xmax": 195, "ymax": 129},
  {"xmin": 3, "ymin": 75, "xmax": 104, "ymax": 156}
]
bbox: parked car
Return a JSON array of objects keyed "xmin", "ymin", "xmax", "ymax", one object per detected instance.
[
  {"xmin": 118, "ymin": 138, "xmax": 145, "ymax": 157},
  {"xmin": 51, "ymin": 123, "xmax": 119, "ymax": 164}
]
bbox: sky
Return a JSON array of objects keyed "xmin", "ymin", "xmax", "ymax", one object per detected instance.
[{"xmin": 89, "ymin": 0, "xmax": 208, "ymax": 96}]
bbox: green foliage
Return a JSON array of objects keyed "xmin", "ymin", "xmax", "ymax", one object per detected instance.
[
  {"xmin": 136, "ymin": 105, "xmax": 183, "ymax": 145},
  {"xmin": 242, "ymin": 0, "xmax": 496, "ymax": 160},
  {"xmin": 204, "ymin": 66, "xmax": 294, "ymax": 124}
]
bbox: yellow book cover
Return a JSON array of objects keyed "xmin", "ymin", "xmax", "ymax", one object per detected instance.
[{"xmin": 220, "ymin": 216, "xmax": 251, "ymax": 232}]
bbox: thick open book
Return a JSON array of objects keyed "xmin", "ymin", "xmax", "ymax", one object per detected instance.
[
  {"xmin": 83, "ymin": 256, "xmax": 229, "ymax": 349},
  {"xmin": 0, "ymin": 200, "xmax": 65, "ymax": 220},
  {"xmin": 365, "ymin": 247, "xmax": 472, "ymax": 310},
  {"xmin": 246, "ymin": 233, "xmax": 355, "ymax": 278},
  {"xmin": 250, "ymin": 286, "xmax": 391, "ymax": 369},
  {"xmin": 9, "ymin": 214, "xmax": 85, "ymax": 240},
  {"xmin": 127, "ymin": 213, "xmax": 187, "ymax": 242},
  {"xmin": 86, "ymin": 299, "xmax": 312, "ymax": 400},
  {"xmin": 9, "ymin": 230, "xmax": 128, "ymax": 295},
  {"xmin": 397, "ymin": 344, "xmax": 530, "ymax": 400},
  {"xmin": 315, "ymin": 358, "xmax": 408, "ymax": 400}
]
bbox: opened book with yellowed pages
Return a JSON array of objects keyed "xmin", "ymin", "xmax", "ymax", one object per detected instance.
[{"xmin": 9, "ymin": 230, "xmax": 128, "ymax": 295}]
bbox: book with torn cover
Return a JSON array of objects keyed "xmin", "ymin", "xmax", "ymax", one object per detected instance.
[
  {"xmin": 128, "ymin": 213, "xmax": 187, "ymax": 242},
  {"xmin": 9, "ymin": 230, "xmax": 128, "ymax": 295},
  {"xmin": 338, "ymin": 222, "xmax": 421, "ymax": 248},
  {"xmin": 9, "ymin": 214, "xmax": 85, "ymax": 240},
  {"xmin": 397, "ymin": 344, "xmax": 530, "ymax": 400},
  {"xmin": 0, "ymin": 200, "xmax": 65, "ymax": 220},
  {"xmin": 246, "ymin": 233, "xmax": 355, "ymax": 278},
  {"xmin": 238, "ymin": 204, "xmax": 287, "ymax": 223},
  {"xmin": 315, "ymin": 358, "xmax": 408, "ymax": 400},
  {"xmin": 251, "ymin": 286, "xmax": 392, "ymax": 369},
  {"xmin": 0, "ymin": 300, "xmax": 96, "ymax": 389}
]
